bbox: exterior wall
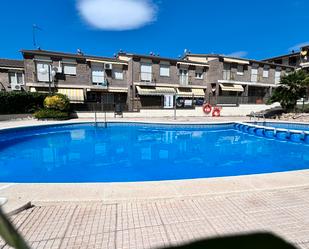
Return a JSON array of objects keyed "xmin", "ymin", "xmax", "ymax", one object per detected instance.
[
  {"xmin": 0, "ymin": 69, "xmax": 24, "ymax": 91},
  {"xmin": 24, "ymin": 58, "xmax": 36, "ymax": 83},
  {"xmin": 24, "ymin": 55, "xmax": 129, "ymax": 89},
  {"xmin": 76, "ymin": 103, "xmax": 280, "ymax": 118},
  {"xmin": 0, "ymin": 70, "xmax": 10, "ymax": 91},
  {"xmin": 131, "ymin": 57, "xmax": 208, "ymax": 87}
]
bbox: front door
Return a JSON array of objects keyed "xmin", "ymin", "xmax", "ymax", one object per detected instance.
[
  {"xmin": 164, "ymin": 95, "xmax": 174, "ymax": 109},
  {"xmin": 179, "ymin": 69, "xmax": 188, "ymax": 86}
]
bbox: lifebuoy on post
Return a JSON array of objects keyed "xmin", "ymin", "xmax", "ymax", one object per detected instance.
[
  {"xmin": 212, "ymin": 107, "xmax": 221, "ymax": 117},
  {"xmin": 203, "ymin": 103, "xmax": 212, "ymax": 114}
]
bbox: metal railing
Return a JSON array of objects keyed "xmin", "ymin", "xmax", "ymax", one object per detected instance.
[
  {"xmin": 208, "ymin": 95, "xmax": 269, "ymax": 106},
  {"xmin": 71, "ymin": 102, "xmax": 128, "ymax": 112}
]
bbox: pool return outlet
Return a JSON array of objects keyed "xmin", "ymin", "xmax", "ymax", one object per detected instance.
[{"xmin": 234, "ymin": 122, "xmax": 309, "ymax": 144}]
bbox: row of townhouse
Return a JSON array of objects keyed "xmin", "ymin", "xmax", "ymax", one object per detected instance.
[{"xmin": 2, "ymin": 46, "xmax": 308, "ymax": 111}]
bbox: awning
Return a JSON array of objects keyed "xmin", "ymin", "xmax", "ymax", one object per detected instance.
[
  {"xmin": 136, "ymin": 86, "xmax": 176, "ymax": 96},
  {"xmin": 108, "ymin": 87, "xmax": 128, "ymax": 93},
  {"xmin": 176, "ymin": 88, "xmax": 205, "ymax": 97},
  {"xmin": 223, "ymin": 58, "xmax": 249, "ymax": 65},
  {"xmin": 86, "ymin": 59, "xmax": 127, "ymax": 65},
  {"xmin": 219, "ymin": 83, "xmax": 244, "ymax": 92},
  {"xmin": 192, "ymin": 88, "xmax": 205, "ymax": 97},
  {"xmin": 57, "ymin": 88, "xmax": 85, "ymax": 103},
  {"xmin": 177, "ymin": 61, "xmax": 209, "ymax": 67}
]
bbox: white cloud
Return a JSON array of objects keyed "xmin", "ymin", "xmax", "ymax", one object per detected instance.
[
  {"xmin": 289, "ymin": 42, "xmax": 309, "ymax": 51},
  {"xmin": 226, "ymin": 51, "xmax": 248, "ymax": 58},
  {"xmin": 77, "ymin": 0, "xmax": 157, "ymax": 31}
]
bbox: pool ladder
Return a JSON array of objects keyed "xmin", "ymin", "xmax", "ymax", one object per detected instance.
[
  {"xmin": 250, "ymin": 112, "xmax": 266, "ymax": 123},
  {"xmin": 93, "ymin": 106, "xmax": 107, "ymax": 128}
]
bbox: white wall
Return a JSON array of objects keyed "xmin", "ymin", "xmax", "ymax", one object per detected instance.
[{"xmin": 76, "ymin": 103, "xmax": 280, "ymax": 118}]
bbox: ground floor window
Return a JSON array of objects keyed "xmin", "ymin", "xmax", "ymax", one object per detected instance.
[
  {"xmin": 86, "ymin": 92, "xmax": 127, "ymax": 104},
  {"xmin": 139, "ymin": 96, "xmax": 162, "ymax": 108}
]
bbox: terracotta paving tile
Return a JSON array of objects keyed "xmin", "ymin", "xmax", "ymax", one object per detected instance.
[
  {"xmin": 116, "ymin": 226, "xmax": 169, "ymax": 249},
  {"xmin": 65, "ymin": 203, "xmax": 116, "ymax": 237},
  {"xmin": 117, "ymin": 202, "xmax": 161, "ymax": 230},
  {"xmin": 2, "ymin": 186, "xmax": 309, "ymax": 248},
  {"xmin": 59, "ymin": 232, "xmax": 115, "ymax": 249},
  {"xmin": 155, "ymin": 200, "xmax": 204, "ymax": 225},
  {"xmin": 165, "ymin": 220, "xmax": 217, "ymax": 246}
]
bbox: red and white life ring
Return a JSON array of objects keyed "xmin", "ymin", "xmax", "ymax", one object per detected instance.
[
  {"xmin": 203, "ymin": 103, "xmax": 212, "ymax": 114},
  {"xmin": 212, "ymin": 107, "xmax": 221, "ymax": 117}
]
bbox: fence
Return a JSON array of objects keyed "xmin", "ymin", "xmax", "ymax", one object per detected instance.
[
  {"xmin": 71, "ymin": 102, "xmax": 128, "ymax": 112},
  {"xmin": 208, "ymin": 96, "xmax": 270, "ymax": 106}
]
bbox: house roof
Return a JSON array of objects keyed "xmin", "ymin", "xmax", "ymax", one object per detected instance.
[
  {"xmin": 184, "ymin": 53, "xmax": 296, "ymax": 69},
  {"xmin": 118, "ymin": 52, "xmax": 209, "ymax": 66},
  {"xmin": 262, "ymin": 52, "xmax": 300, "ymax": 62},
  {"xmin": 21, "ymin": 49, "xmax": 127, "ymax": 63},
  {"xmin": 0, "ymin": 58, "xmax": 24, "ymax": 69}
]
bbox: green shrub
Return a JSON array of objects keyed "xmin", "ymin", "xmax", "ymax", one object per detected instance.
[
  {"xmin": 0, "ymin": 92, "xmax": 48, "ymax": 114},
  {"xmin": 44, "ymin": 94, "xmax": 70, "ymax": 111},
  {"xmin": 33, "ymin": 109, "xmax": 70, "ymax": 120}
]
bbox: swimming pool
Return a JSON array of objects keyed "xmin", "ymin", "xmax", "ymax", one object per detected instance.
[{"xmin": 0, "ymin": 122, "xmax": 308, "ymax": 183}]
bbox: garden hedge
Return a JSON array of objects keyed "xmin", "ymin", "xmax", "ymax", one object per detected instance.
[{"xmin": 0, "ymin": 91, "xmax": 48, "ymax": 114}]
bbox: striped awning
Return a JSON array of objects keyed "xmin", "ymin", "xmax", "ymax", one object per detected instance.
[
  {"xmin": 136, "ymin": 86, "xmax": 176, "ymax": 96},
  {"xmin": 223, "ymin": 58, "xmax": 249, "ymax": 65},
  {"xmin": 192, "ymin": 88, "xmax": 205, "ymax": 97},
  {"xmin": 176, "ymin": 88, "xmax": 205, "ymax": 97},
  {"xmin": 219, "ymin": 83, "xmax": 244, "ymax": 92},
  {"xmin": 57, "ymin": 88, "xmax": 85, "ymax": 103}
]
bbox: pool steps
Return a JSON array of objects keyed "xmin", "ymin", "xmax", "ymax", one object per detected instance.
[{"xmin": 234, "ymin": 122, "xmax": 309, "ymax": 144}]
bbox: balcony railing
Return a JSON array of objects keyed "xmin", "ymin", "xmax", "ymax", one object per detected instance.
[{"xmin": 209, "ymin": 95, "xmax": 269, "ymax": 106}]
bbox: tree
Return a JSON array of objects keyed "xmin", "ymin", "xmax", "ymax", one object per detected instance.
[{"xmin": 270, "ymin": 70, "xmax": 309, "ymax": 111}]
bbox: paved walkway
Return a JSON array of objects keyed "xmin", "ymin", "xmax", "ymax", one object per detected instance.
[{"xmin": 1, "ymin": 185, "xmax": 309, "ymax": 249}]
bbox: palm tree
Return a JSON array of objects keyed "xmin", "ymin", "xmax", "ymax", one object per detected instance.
[{"xmin": 270, "ymin": 70, "xmax": 309, "ymax": 111}]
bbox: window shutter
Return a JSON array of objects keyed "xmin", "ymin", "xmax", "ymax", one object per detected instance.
[
  {"xmin": 63, "ymin": 64, "xmax": 77, "ymax": 75},
  {"xmin": 36, "ymin": 62, "xmax": 51, "ymax": 82},
  {"xmin": 92, "ymin": 64, "xmax": 105, "ymax": 83},
  {"xmin": 160, "ymin": 65, "xmax": 170, "ymax": 77},
  {"xmin": 113, "ymin": 67, "xmax": 124, "ymax": 80}
]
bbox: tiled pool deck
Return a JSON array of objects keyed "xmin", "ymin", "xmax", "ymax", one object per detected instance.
[
  {"xmin": 1, "ymin": 185, "xmax": 309, "ymax": 249},
  {"xmin": 0, "ymin": 118, "xmax": 309, "ymax": 248}
]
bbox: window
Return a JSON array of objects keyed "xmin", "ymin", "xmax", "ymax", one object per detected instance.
[
  {"xmin": 9, "ymin": 72, "xmax": 24, "ymax": 85},
  {"xmin": 63, "ymin": 64, "xmax": 76, "ymax": 75},
  {"xmin": 195, "ymin": 68, "xmax": 203, "ymax": 79},
  {"xmin": 160, "ymin": 64, "xmax": 170, "ymax": 77},
  {"xmin": 91, "ymin": 63, "xmax": 105, "ymax": 85},
  {"xmin": 113, "ymin": 66, "xmax": 124, "ymax": 80},
  {"xmin": 62, "ymin": 59, "xmax": 77, "ymax": 75},
  {"xmin": 237, "ymin": 65, "xmax": 244, "ymax": 75},
  {"xmin": 36, "ymin": 62, "xmax": 51, "ymax": 82},
  {"xmin": 275, "ymin": 67, "xmax": 281, "ymax": 84},
  {"xmin": 223, "ymin": 63, "xmax": 231, "ymax": 80},
  {"xmin": 263, "ymin": 66, "xmax": 269, "ymax": 78},
  {"xmin": 140, "ymin": 63, "xmax": 152, "ymax": 82},
  {"xmin": 251, "ymin": 64, "xmax": 258, "ymax": 82},
  {"xmin": 179, "ymin": 68, "xmax": 189, "ymax": 85}
]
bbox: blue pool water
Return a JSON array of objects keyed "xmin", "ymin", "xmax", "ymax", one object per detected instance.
[{"xmin": 0, "ymin": 123, "xmax": 308, "ymax": 183}]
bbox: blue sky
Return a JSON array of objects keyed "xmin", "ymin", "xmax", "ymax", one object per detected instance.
[{"xmin": 1, "ymin": 0, "xmax": 309, "ymax": 60}]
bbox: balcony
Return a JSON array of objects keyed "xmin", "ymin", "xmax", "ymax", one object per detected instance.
[
  {"xmin": 222, "ymin": 71, "xmax": 237, "ymax": 81},
  {"xmin": 178, "ymin": 75, "xmax": 193, "ymax": 86}
]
